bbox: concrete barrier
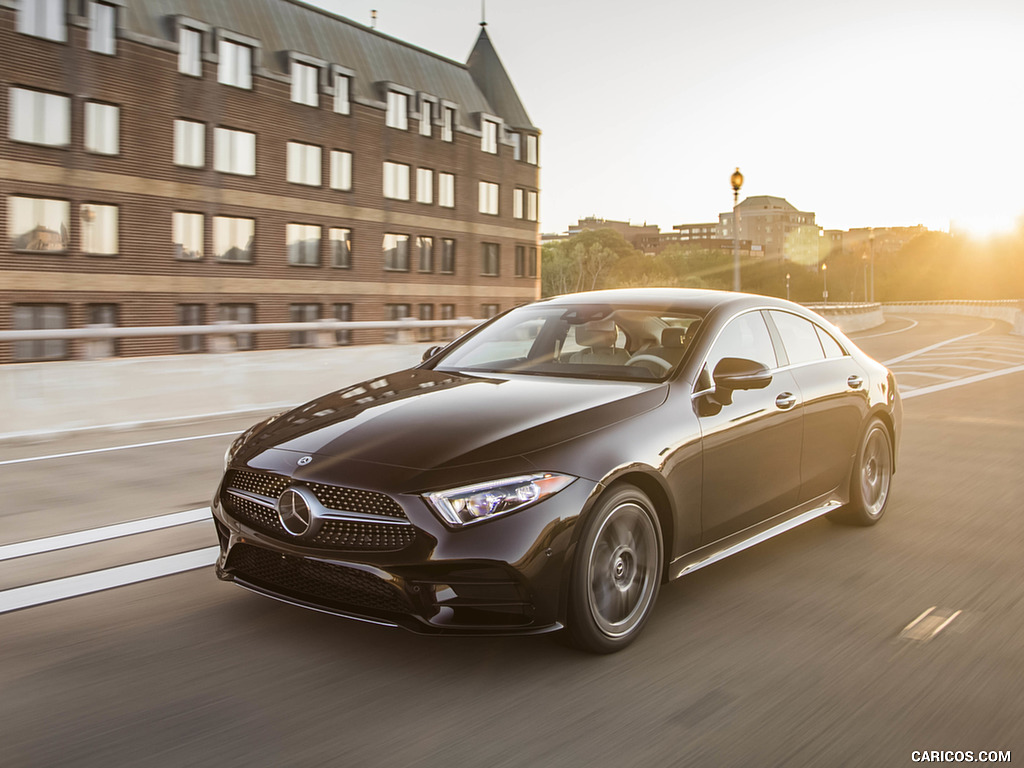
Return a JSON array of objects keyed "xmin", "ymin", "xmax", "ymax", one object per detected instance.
[
  {"xmin": 0, "ymin": 343, "xmax": 435, "ymax": 441},
  {"xmin": 805, "ymin": 303, "xmax": 886, "ymax": 333},
  {"xmin": 882, "ymin": 300, "xmax": 1023, "ymax": 330}
]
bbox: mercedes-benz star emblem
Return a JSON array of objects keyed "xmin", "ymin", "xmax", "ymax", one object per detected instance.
[
  {"xmin": 276, "ymin": 487, "xmax": 315, "ymax": 536},
  {"xmin": 297, "ymin": 456, "xmax": 313, "ymax": 466}
]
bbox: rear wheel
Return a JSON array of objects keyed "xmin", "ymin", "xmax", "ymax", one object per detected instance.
[
  {"xmin": 829, "ymin": 419, "xmax": 892, "ymax": 526},
  {"xmin": 564, "ymin": 485, "xmax": 662, "ymax": 653}
]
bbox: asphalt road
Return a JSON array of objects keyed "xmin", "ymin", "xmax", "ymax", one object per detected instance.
[{"xmin": 1, "ymin": 314, "xmax": 1021, "ymax": 767}]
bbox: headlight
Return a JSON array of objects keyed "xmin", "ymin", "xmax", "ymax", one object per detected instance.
[{"xmin": 424, "ymin": 473, "xmax": 576, "ymax": 527}]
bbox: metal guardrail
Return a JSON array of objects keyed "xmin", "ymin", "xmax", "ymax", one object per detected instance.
[
  {"xmin": 0, "ymin": 317, "xmax": 483, "ymax": 343},
  {"xmin": 804, "ymin": 302, "xmax": 882, "ymax": 312}
]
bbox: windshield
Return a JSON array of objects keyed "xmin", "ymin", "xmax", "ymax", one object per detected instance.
[{"xmin": 430, "ymin": 304, "xmax": 703, "ymax": 381}]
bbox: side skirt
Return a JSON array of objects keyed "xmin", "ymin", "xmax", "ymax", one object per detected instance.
[{"xmin": 669, "ymin": 498, "xmax": 842, "ymax": 580}]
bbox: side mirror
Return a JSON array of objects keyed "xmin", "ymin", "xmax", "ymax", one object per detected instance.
[
  {"xmin": 711, "ymin": 357, "xmax": 772, "ymax": 405},
  {"xmin": 421, "ymin": 344, "xmax": 445, "ymax": 362}
]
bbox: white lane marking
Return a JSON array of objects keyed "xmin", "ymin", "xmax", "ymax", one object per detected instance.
[
  {"xmin": 0, "ymin": 507, "xmax": 212, "ymax": 562},
  {"xmin": 0, "ymin": 431, "xmax": 241, "ymax": 467},
  {"xmin": 0, "ymin": 547, "xmax": 220, "ymax": 615},
  {"xmin": 883, "ymin": 323, "xmax": 994, "ymax": 366},
  {"xmin": 851, "ymin": 317, "xmax": 919, "ymax": 339},
  {"xmin": 900, "ymin": 607, "xmax": 963, "ymax": 642},
  {"xmin": 902, "ymin": 606, "xmax": 936, "ymax": 633},
  {"xmin": 903, "ymin": 363, "xmax": 1024, "ymax": 399}
]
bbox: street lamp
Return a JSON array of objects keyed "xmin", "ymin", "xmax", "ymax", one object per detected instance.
[
  {"xmin": 868, "ymin": 228, "xmax": 876, "ymax": 303},
  {"xmin": 731, "ymin": 167, "xmax": 743, "ymax": 292},
  {"xmin": 786, "ymin": 272, "xmax": 791, "ymax": 301},
  {"xmin": 821, "ymin": 262, "xmax": 828, "ymax": 305}
]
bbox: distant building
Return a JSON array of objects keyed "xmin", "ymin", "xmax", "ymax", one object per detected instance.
[
  {"xmin": 718, "ymin": 196, "xmax": 819, "ymax": 263},
  {"xmin": 566, "ymin": 217, "xmax": 660, "ymax": 249},
  {"xmin": 842, "ymin": 226, "xmax": 928, "ymax": 258}
]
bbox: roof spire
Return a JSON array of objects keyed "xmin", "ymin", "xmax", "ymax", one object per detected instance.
[{"xmin": 481, "ymin": 0, "xmax": 487, "ymax": 26}]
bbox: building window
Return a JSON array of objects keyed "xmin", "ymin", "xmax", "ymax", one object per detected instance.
[
  {"xmin": 418, "ymin": 303, "xmax": 434, "ymax": 341},
  {"xmin": 218, "ymin": 39, "xmax": 251, "ymax": 89},
  {"xmin": 80, "ymin": 203, "xmax": 117, "ymax": 256},
  {"xmin": 419, "ymin": 100, "xmax": 432, "ymax": 137},
  {"xmin": 333, "ymin": 72, "xmax": 350, "ymax": 114},
  {"xmin": 482, "ymin": 304, "xmax": 500, "ymax": 318},
  {"xmin": 526, "ymin": 134, "xmax": 538, "ymax": 165},
  {"xmin": 213, "ymin": 216, "xmax": 254, "ymax": 262},
  {"xmin": 87, "ymin": 303, "xmax": 119, "ymax": 356},
  {"xmin": 178, "ymin": 304, "xmax": 205, "ymax": 353},
  {"xmin": 329, "ymin": 150, "xmax": 352, "ymax": 190},
  {"xmin": 17, "ymin": 0, "xmax": 66, "ymax": 42},
  {"xmin": 418, "ymin": 236, "xmax": 434, "ymax": 272},
  {"xmin": 88, "ymin": 2, "xmax": 116, "ymax": 55},
  {"xmin": 481, "ymin": 242, "xmax": 499, "ymax": 276},
  {"xmin": 289, "ymin": 303, "xmax": 320, "ymax": 347},
  {"xmin": 441, "ymin": 106, "xmax": 455, "ymax": 142},
  {"xmin": 13, "ymin": 304, "xmax": 67, "ymax": 361},
  {"xmin": 179, "ymin": 27, "xmax": 202, "ymax": 76},
  {"xmin": 440, "ymin": 238, "xmax": 455, "ymax": 274},
  {"xmin": 528, "ymin": 246, "xmax": 538, "ymax": 278},
  {"xmin": 383, "ymin": 233, "xmax": 410, "ymax": 271},
  {"xmin": 173, "ymin": 212, "xmax": 203, "ymax": 260},
  {"xmin": 387, "ymin": 304, "xmax": 411, "ymax": 320},
  {"xmin": 481, "ymin": 119, "xmax": 498, "ymax": 153},
  {"xmin": 173, "ymin": 119, "xmax": 205, "ymax": 167},
  {"xmin": 513, "ymin": 189, "xmax": 524, "ymax": 220},
  {"xmin": 507, "ymin": 131, "xmax": 520, "ymax": 161},
  {"xmin": 478, "ymin": 182, "xmax": 499, "ymax": 215},
  {"xmin": 218, "ymin": 303, "xmax": 255, "ymax": 350},
  {"xmin": 286, "ymin": 141, "xmax": 321, "ymax": 186},
  {"xmin": 440, "ymin": 303, "xmax": 456, "ymax": 339},
  {"xmin": 416, "ymin": 168, "xmax": 433, "ymax": 204},
  {"xmin": 383, "ymin": 161, "xmax": 410, "ymax": 200},
  {"xmin": 329, "ymin": 227, "xmax": 351, "ymax": 268},
  {"xmin": 9, "ymin": 196, "xmax": 69, "ymax": 252},
  {"xmin": 515, "ymin": 245, "xmax": 526, "ymax": 277},
  {"xmin": 9, "ymin": 87, "xmax": 70, "ymax": 146},
  {"xmin": 214, "ymin": 127, "xmax": 255, "ymax": 175},
  {"xmin": 334, "ymin": 303, "xmax": 352, "ymax": 345},
  {"xmin": 527, "ymin": 190, "xmax": 539, "ymax": 222},
  {"xmin": 84, "ymin": 102, "xmax": 118, "ymax": 155},
  {"xmin": 439, "ymin": 172, "xmax": 455, "ymax": 208},
  {"xmin": 287, "ymin": 223, "xmax": 321, "ymax": 266},
  {"xmin": 291, "ymin": 61, "xmax": 318, "ymax": 106},
  {"xmin": 386, "ymin": 91, "xmax": 408, "ymax": 130}
]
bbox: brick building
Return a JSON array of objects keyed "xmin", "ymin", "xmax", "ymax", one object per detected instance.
[{"xmin": 0, "ymin": 0, "xmax": 540, "ymax": 362}]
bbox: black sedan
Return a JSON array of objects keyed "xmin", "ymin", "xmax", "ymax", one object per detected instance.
[{"xmin": 212, "ymin": 288, "xmax": 901, "ymax": 653}]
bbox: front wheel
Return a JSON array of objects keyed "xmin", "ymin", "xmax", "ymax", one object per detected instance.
[
  {"xmin": 564, "ymin": 485, "xmax": 663, "ymax": 653},
  {"xmin": 829, "ymin": 419, "xmax": 893, "ymax": 526}
]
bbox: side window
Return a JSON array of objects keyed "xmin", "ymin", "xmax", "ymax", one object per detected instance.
[
  {"xmin": 699, "ymin": 311, "xmax": 777, "ymax": 390},
  {"xmin": 770, "ymin": 311, "xmax": 825, "ymax": 366},
  {"xmin": 816, "ymin": 325, "xmax": 847, "ymax": 359}
]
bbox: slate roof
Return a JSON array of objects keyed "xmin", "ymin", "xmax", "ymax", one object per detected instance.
[{"xmin": 121, "ymin": 0, "xmax": 536, "ymax": 130}]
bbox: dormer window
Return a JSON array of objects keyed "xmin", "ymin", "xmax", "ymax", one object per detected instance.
[
  {"xmin": 291, "ymin": 61, "xmax": 318, "ymax": 107},
  {"xmin": 88, "ymin": 1, "xmax": 116, "ymax": 55},
  {"xmin": 526, "ymin": 134, "xmax": 538, "ymax": 165},
  {"xmin": 179, "ymin": 27, "xmax": 202, "ymax": 76},
  {"xmin": 419, "ymin": 98, "xmax": 435, "ymax": 137},
  {"xmin": 17, "ymin": 0, "xmax": 66, "ymax": 42},
  {"xmin": 441, "ymin": 106, "xmax": 455, "ymax": 142},
  {"xmin": 218, "ymin": 39, "xmax": 252, "ymax": 89},
  {"xmin": 386, "ymin": 91, "xmax": 408, "ymax": 130},
  {"xmin": 481, "ymin": 119, "xmax": 498, "ymax": 153},
  {"xmin": 333, "ymin": 70, "xmax": 351, "ymax": 115}
]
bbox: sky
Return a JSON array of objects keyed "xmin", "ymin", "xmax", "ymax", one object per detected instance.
[{"xmin": 310, "ymin": 0, "xmax": 1024, "ymax": 238}]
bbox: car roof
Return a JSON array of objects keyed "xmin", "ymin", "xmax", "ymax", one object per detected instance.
[{"xmin": 535, "ymin": 288, "xmax": 802, "ymax": 317}]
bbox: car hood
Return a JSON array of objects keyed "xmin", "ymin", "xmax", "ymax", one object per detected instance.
[{"xmin": 239, "ymin": 368, "xmax": 667, "ymax": 472}]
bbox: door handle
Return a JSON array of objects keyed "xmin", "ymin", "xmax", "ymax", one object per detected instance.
[
  {"xmin": 847, "ymin": 375, "xmax": 864, "ymax": 390},
  {"xmin": 775, "ymin": 392, "xmax": 797, "ymax": 410}
]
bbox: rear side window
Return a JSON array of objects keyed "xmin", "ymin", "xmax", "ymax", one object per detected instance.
[
  {"xmin": 816, "ymin": 326, "xmax": 847, "ymax": 359},
  {"xmin": 769, "ymin": 311, "xmax": 825, "ymax": 366}
]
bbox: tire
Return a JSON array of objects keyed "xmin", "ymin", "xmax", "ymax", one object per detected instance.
[
  {"xmin": 829, "ymin": 419, "xmax": 893, "ymax": 526},
  {"xmin": 564, "ymin": 485, "xmax": 663, "ymax": 654}
]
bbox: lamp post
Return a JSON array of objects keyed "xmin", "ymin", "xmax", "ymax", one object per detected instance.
[
  {"xmin": 868, "ymin": 228, "xmax": 876, "ymax": 303},
  {"xmin": 731, "ymin": 167, "xmax": 743, "ymax": 292},
  {"xmin": 786, "ymin": 272, "xmax": 791, "ymax": 301},
  {"xmin": 821, "ymin": 262, "xmax": 828, "ymax": 305}
]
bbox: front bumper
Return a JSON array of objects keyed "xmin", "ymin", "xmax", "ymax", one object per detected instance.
[{"xmin": 212, "ymin": 474, "xmax": 597, "ymax": 636}]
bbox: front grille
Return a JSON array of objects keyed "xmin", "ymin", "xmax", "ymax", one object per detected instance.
[
  {"xmin": 226, "ymin": 543, "xmax": 410, "ymax": 614},
  {"xmin": 222, "ymin": 470, "xmax": 416, "ymax": 552}
]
